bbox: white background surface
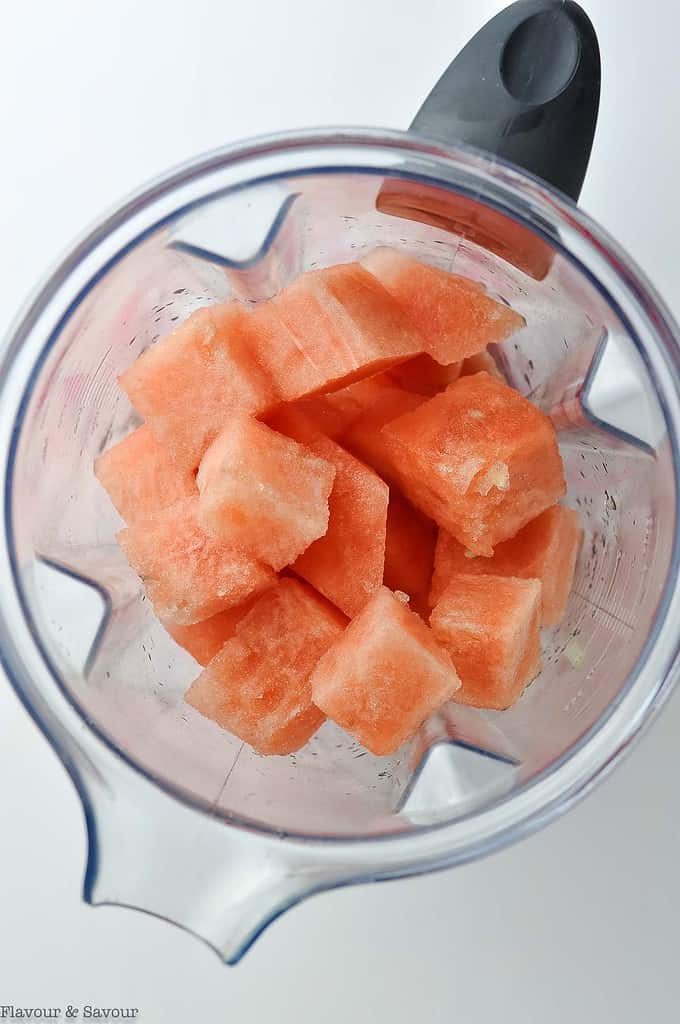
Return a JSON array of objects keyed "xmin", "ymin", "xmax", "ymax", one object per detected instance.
[{"xmin": 1, "ymin": 1, "xmax": 680, "ymax": 1020}]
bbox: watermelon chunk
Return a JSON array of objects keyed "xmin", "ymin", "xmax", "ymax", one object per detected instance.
[
  {"xmin": 117, "ymin": 496, "xmax": 275, "ymax": 625},
  {"xmin": 290, "ymin": 373, "xmax": 400, "ymax": 439},
  {"xmin": 311, "ymin": 586, "xmax": 460, "ymax": 756},
  {"xmin": 362, "ymin": 248, "xmax": 524, "ymax": 364},
  {"xmin": 119, "ymin": 303, "xmax": 278, "ymax": 468},
  {"xmin": 383, "ymin": 493, "xmax": 437, "ymax": 618},
  {"xmin": 95, "ymin": 425, "xmax": 196, "ymax": 523},
  {"xmin": 430, "ymin": 506, "xmax": 583, "ymax": 625},
  {"xmin": 165, "ymin": 595, "xmax": 263, "ymax": 666},
  {"xmin": 389, "ymin": 353, "xmax": 462, "ymax": 396},
  {"xmin": 340, "ymin": 387, "xmax": 425, "ymax": 484},
  {"xmin": 185, "ymin": 578, "xmax": 346, "ymax": 754},
  {"xmin": 460, "ymin": 349, "xmax": 504, "ymax": 380},
  {"xmin": 430, "ymin": 574, "xmax": 541, "ymax": 709},
  {"xmin": 196, "ymin": 414, "xmax": 335, "ymax": 570},
  {"xmin": 247, "ymin": 263, "xmax": 424, "ymax": 403},
  {"xmin": 381, "ymin": 372, "xmax": 566, "ymax": 555},
  {"xmin": 272, "ymin": 407, "xmax": 389, "ymax": 617}
]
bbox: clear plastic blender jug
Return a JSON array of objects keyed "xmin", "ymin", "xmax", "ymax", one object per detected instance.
[{"xmin": 0, "ymin": 0, "xmax": 678, "ymax": 963}]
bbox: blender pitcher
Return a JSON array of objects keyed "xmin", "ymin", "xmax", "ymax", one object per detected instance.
[{"xmin": 1, "ymin": 0, "xmax": 679, "ymax": 963}]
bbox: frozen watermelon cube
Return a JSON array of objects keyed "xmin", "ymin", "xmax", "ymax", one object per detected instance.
[
  {"xmin": 430, "ymin": 574, "xmax": 542, "ymax": 710},
  {"xmin": 430, "ymin": 506, "xmax": 583, "ymax": 625},
  {"xmin": 429, "ymin": 530, "xmax": 484, "ymax": 609},
  {"xmin": 383, "ymin": 492, "xmax": 437, "ymax": 618},
  {"xmin": 290, "ymin": 373, "xmax": 401, "ymax": 439},
  {"xmin": 247, "ymin": 263, "xmax": 424, "ymax": 404},
  {"xmin": 340, "ymin": 386, "xmax": 425, "ymax": 485},
  {"xmin": 95, "ymin": 425, "xmax": 196, "ymax": 523},
  {"xmin": 362, "ymin": 248, "xmax": 524, "ymax": 365},
  {"xmin": 119, "ymin": 303, "xmax": 278, "ymax": 468},
  {"xmin": 311, "ymin": 586, "xmax": 460, "ymax": 756},
  {"xmin": 294, "ymin": 441, "xmax": 388, "ymax": 618},
  {"xmin": 381, "ymin": 372, "xmax": 566, "ymax": 555},
  {"xmin": 117, "ymin": 496, "xmax": 275, "ymax": 625},
  {"xmin": 388, "ymin": 353, "xmax": 462, "ymax": 396},
  {"xmin": 272, "ymin": 407, "xmax": 389, "ymax": 617},
  {"xmin": 196, "ymin": 414, "xmax": 335, "ymax": 570},
  {"xmin": 165, "ymin": 594, "xmax": 264, "ymax": 666},
  {"xmin": 185, "ymin": 578, "xmax": 346, "ymax": 754},
  {"xmin": 460, "ymin": 349, "xmax": 504, "ymax": 380}
]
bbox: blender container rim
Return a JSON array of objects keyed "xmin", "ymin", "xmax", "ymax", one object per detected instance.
[{"xmin": 1, "ymin": 126, "xmax": 679, "ymax": 863}]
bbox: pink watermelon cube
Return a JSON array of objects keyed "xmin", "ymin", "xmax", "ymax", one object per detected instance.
[
  {"xmin": 311, "ymin": 586, "xmax": 460, "ymax": 756},
  {"xmin": 388, "ymin": 353, "xmax": 462, "ymax": 396},
  {"xmin": 340, "ymin": 386, "xmax": 425, "ymax": 485},
  {"xmin": 185, "ymin": 578, "xmax": 346, "ymax": 754},
  {"xmin": 271, "ymin": 407, "xmax": 389, "ymax": 617},
  {"xmin": 294, "ymin": 440, "xmax": 388, "ymax": 618},
  {"xmin": 196, "ymin": 414, "xmax": 336, "ymax": 571},
  {"xmin": 383, "ymin": 493, "xmax": 437, "ymax": 618},
  {"xmin": 290, "ymin": 373, "xmax": 401, "ymax": 440},
  {"xmin": 247, "ymin": 263, "xmax": 425, "ymax": 403},
  {"xmin": 430, "ymin": 573, "xmax": 542, "ymax": 710},
  {"xmin": 95, "ymin": 425, "xmax": 196, "ymax": 523},
  {"xmin": 381, "ymin": 372, "xmax": 566, "ymax": 555},
  {"xmin": 430, "ymin": 505, "xmax": 583, "ymax": 625},
  {"xmin": 460, "ymin": 349, "xmax": 504, "ymax": 380},
  {"xmin": 117, "ymin": 496, "xmax": 275, "ymax": 625},
  {"xmin": 119, "ymin": 303, "xmax": 278, "ymax": 468},
  {"xmin": 362, "ymin": 247, "xmax": 524, "ymax": 365},
  {"xmin": 165, "ymin": 594, "xmax": 264, "ymax": 666}
]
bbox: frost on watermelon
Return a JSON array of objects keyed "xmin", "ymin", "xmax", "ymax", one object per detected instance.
[
  {"xmin": 361, "ymin": 247, "xmax": 524, "ymax": 365},
  {"xmin": 196, "ymin": 414, "xmax": 335, "ymax": 571},
  {"xmin": 430, "ymin": 506, "xmax": 583, "ymax": 625},
  {"xmin": 383, "ymin": 492, "xmax": 437, "ymax": 618},
  {"xmin": 165, "ymin": 594, "xmax": 264, "ymax": 666},
  {"xmin": 95, "ymin": 425, "xmax": 196, "ymax": 523},
  {"xmin": 430, "ymin": 574, "xmax": 541, "ymax": 710},
  {"xmin": 185, "ymin": 578, "xmax": 346, "ymax": 754},
  {"xmin": 117, "ymin": 496, "xmax": 275, "ymax": 626},
  {"xmin": 271, "ymin": 407, "xmax": 389, "ymax": 617},
  {"xmin": 381, "ymin": 372, "xmax": 566, "ymax": 555},
  {"xmin": 340, "ymin": 386, "xmax": 425, "ymax": 485},
  {"xmin": 246, "ymin": 263, "xmax": 425, "ymax": 403},
  {"xmin": 311, "ymin": 586, "xmax": 460, "ymax": 756},
  {"xmin": 118, "ymin": 303, "xmax": 278, "ymax": 469}
]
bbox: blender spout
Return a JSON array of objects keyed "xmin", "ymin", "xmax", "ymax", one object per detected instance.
[{"xmin": 80, "ymin": 764, "xmax": 337, "ymax": 964}]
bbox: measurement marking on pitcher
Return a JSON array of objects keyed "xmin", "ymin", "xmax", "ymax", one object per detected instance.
[{"xmin": 571, "ymin": 590, "xmax": 635, "ymax": 631}]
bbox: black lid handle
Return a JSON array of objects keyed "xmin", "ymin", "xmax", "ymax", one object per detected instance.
[{"xmin": 410, "ymin": 0, "xmax": 600, "ymax": 202}]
